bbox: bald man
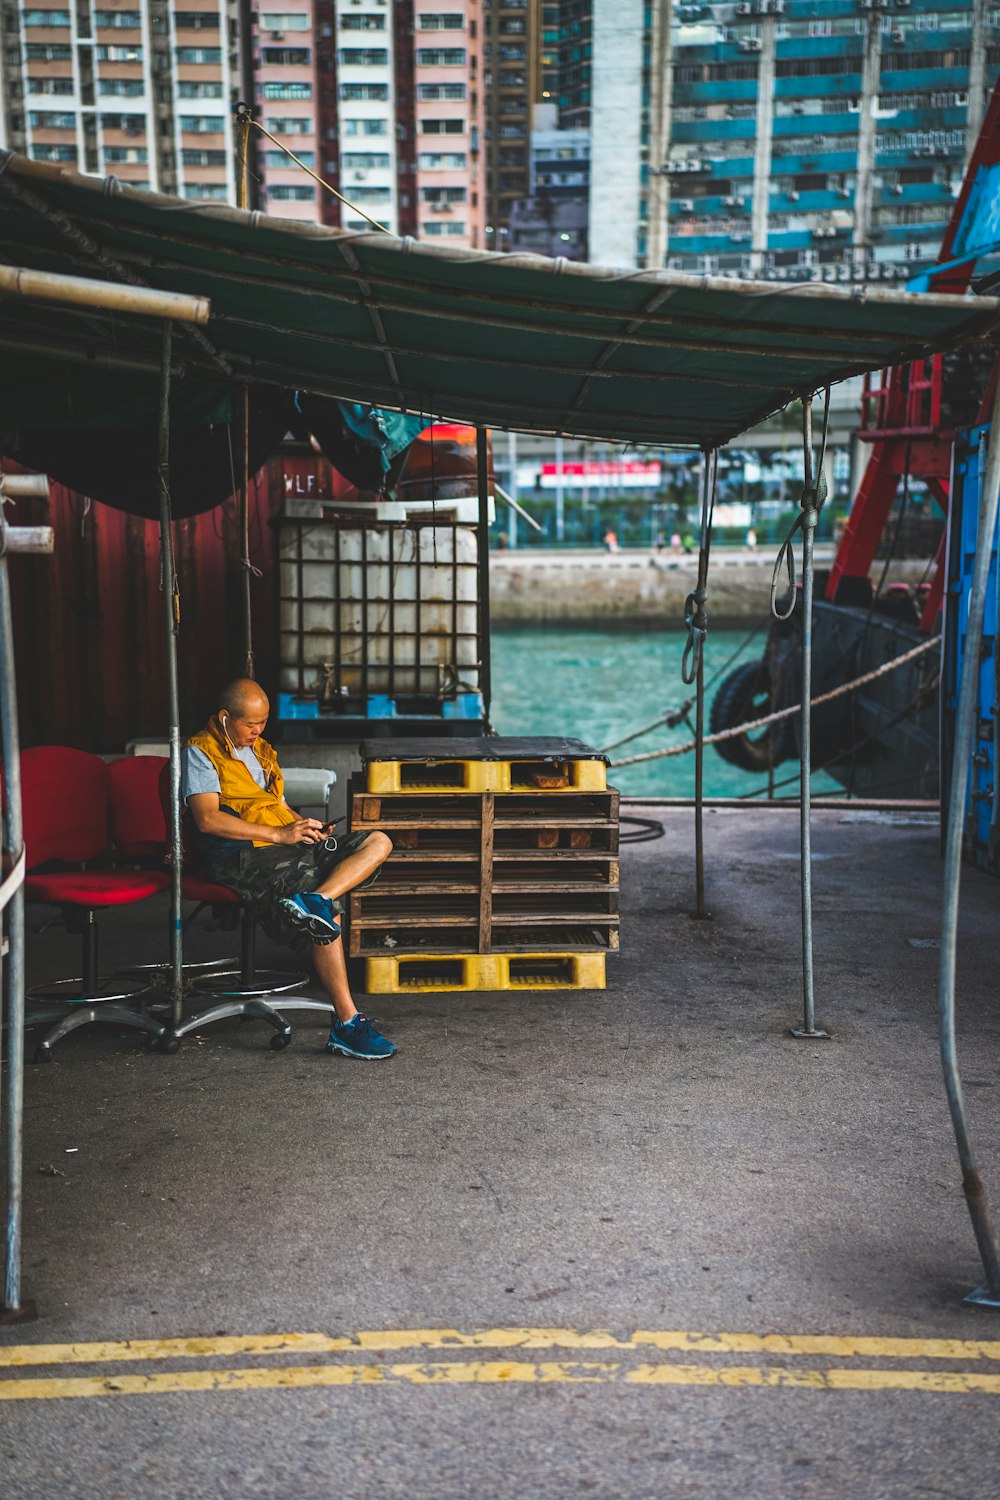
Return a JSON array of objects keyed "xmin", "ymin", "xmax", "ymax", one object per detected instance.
[{"xmin": 182, "ymin": 678, "xmax": 396, "ymax": 1060}]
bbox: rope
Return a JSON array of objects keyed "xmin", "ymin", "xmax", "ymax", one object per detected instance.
[
  {"xmin": 681, "ymin": 449, "xmax": 718, "ymax": 686},
  {"xmin": 249, "ymin": 117, "xmax": 393, "ymax": 235},
  {"xmin": 769, "ymin": 389, "xmax": 831, "ymax": 621},
  {"xmin": 611, "ymin": 633, "xmax": 941, "ymax": 768}
]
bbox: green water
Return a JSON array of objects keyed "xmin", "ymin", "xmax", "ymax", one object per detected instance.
[{"xmin": 492, "ymin": 625, "xmax": 839, "ymax": 800}]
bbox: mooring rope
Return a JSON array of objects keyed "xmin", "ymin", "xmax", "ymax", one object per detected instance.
[{"xmin": 611, "ymin": 632, "xmax": 941, "ymax": 768}]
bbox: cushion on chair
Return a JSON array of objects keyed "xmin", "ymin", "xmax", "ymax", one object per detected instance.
[
  {"xmin": 22, "ymin": 747, "xmax": 111, "ymax": 867},
  {"xmin": 25, "ymin": 870, "xmax": 170, "ymax": 907},
  {"xmin": 181, "ymin": 875, "xmax": 239, "ymax": 905}
]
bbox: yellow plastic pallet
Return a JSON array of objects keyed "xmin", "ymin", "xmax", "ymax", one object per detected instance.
[
  {"xmin": 366, "ymin": 758, "xmax": 607, "ymax": 795},
  {"xmin": 365, "ymin": 951, "xmax": 606, "ymax": 994}
]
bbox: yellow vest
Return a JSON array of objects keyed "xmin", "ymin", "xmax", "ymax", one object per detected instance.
[{"xmin": 186, "ymin": 719, "xmax": 296, "ymax": 847}]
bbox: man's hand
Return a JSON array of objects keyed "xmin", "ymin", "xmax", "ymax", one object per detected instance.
[{"xmin": 275, "ymin": 818, "xmax": 325, "ymax": 845}]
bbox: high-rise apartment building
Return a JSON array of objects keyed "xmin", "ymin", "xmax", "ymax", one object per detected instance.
[
  {"xmin": 0, "ymin": 2, "xmax": 486, "ymax": 247},
  {"xmin": 589, "ymin": 0, "xmax": 1000, "ymax": 279},
  {"xmin": 0, "ymin": 0, "xmax": 241, "ymax": 200},
  {"xmin": 483, "ymin": 0, "xmax": 544, "ymax": 239},
  {"xmin": 243, "ymin": 0, "xmax": 487, "ymax": 244}
]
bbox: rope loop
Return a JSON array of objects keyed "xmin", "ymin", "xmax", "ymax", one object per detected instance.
[
  {"xmin": 681, "ymin": 587, "xmax": 708, "ymax": 685},
  {"xmin": 769, "ymin": 513, "xmax": 802, "ymax": 621}
]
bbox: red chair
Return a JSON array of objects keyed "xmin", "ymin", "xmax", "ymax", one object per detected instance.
[
  {"xmin": 154, "ymin": 763, "xmax": 332, "ymax": 1050},
  {"xmin": 22, "ymin": 746, "xmax": 169, "ymax": 1062}
]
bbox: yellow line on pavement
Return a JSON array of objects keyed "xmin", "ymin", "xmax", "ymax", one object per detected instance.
[
  {"xmin": 3, "ymin": 1327, "xmax": 1000, "ymax": 1370},
  {"xmin": 2, "ymin": 1359, "xmax": 1000, "ymax": 1402}
]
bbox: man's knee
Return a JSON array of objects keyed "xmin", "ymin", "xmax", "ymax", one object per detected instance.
[{"xmin": 364, "ymin": 831, "xmax": 393, "ymax": 863}]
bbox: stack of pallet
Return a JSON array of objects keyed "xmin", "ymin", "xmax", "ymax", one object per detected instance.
[{"xmin": 349, "ymin": 737, "xmax": 619, "ymax": 993}]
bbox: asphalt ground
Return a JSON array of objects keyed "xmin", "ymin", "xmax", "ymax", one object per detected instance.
[{"xmin": 2, "ymin": 805, "xmax": 999, "ymax": 1499}]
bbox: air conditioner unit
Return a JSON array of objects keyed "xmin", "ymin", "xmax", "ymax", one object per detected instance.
[
  {"xmin": 957, "ymin": 91, "xmax": 969, "ymax": 106},
  {"xmin": 676, "ymin": 198, "xmax": 694, "ymax": 210},
  {"xmin": 722, "ymin": 194, "xmax": 739, "ymax": 206},
  {"xmin": 737, "ymin": 2, "xmax": 752, "ymax": 12},
  {"xmin": 353, "ymin": 170, "xmax": 368, "ymax": 179},
  {"xmin": 889, "ymin": 29, "xmax": 904, "ymax": 42},
  {"xmin": 270, "ymin": 30, "xmax": 284, "ymax": 39},
  {"xmin": 838, "ymin": 187, "xmax": 851, "ymax": 199},
  {"xmin": 792, "ymin": 103, "xmax": 805, "ymax": 115},
  {"xmin": 890, "ymin": 183, "xmax": 903, "ymax": 195},
  {"xmin": 786, "ymin": 189, "xmax": 799, "ymax": 201},
  {"xmin": 856, "ymin": 0, "xmax": 872, "ymax": 9},
  {"xmin": 747, "ymin": 37, "xmax": 762, "ymax": 51}
]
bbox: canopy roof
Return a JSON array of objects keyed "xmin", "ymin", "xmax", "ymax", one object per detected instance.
[{"xmin": 1, "ymin": 152, "xmax": 999, "ymax": 448}]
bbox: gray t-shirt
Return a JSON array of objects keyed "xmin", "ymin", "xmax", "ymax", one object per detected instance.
[
  {"xmin": 181, "ymin": 743, "xmax": 272, "ymax": 867},
  {"xmin": 181, "ymin": 744, "xmax": 267, "ymax": 801}
]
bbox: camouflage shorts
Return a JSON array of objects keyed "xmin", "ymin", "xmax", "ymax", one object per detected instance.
[{"xmin": 204, "ymin": 831, "xmax": 371, "ymax": 953}]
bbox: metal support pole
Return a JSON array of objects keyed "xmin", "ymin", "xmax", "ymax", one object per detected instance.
[
  {"xmin": 157, "ymin": 323, "xmax": 185, "ymax": 1030},
  {"xmin": 939, "ymin": 384, "xmax": 1000, "ymax": 1309},
  {"xmin": 0, "ymin": 549, "xmax": 27, "ymax": 1316},
  {"xmin": 235, "ymin": 104, "xmax": 255, "ymax": 679},
  {"xmin": 682, "ymin": 450, "xmax": 716, "ymax": 920},
  {"xmin": 476, "ymin": 426, "xmax": 493, "ymax": 725},
  {"xmin": 790, "ymin": 395, "xmax": 830, "ymax": 1041}
]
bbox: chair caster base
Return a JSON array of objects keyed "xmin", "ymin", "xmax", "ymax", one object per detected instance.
[
  {"xmin": 32, "ymin": 1045, "xmax": 52, "ymax": 1066},
  {"xmin": 269, "ymin": 1031, "xmax": 293, "ymax": 1051}
]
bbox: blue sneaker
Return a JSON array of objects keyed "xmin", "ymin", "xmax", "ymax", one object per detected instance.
[
  {"xmin": 327, "ymin": 1014, "xmax": 397, "ymax": 1060},
  {"xmin": 278, "ymin": 890, "xmax": 341, "ymax": 941}
]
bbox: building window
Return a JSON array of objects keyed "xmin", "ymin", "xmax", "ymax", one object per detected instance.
[
  {"xmin": 416, "ymin": 48, "xmax": 466, "ymax": 64},
  {"xmin": 25, "ymin": 43, "xmax": 72, "ymax": 59},
  {"xmin": 418, "ymin": 13, "xmax": 465, "ymax": 29},
  {"xmin": 103, "ymin": 145, "xmax": 148, "ymax": 163},
  {"xmin": 31, "ymin": 143, "xmax": 78, "ymax": 160},
  {"xmin": 421, "ymin": 117, "xmax": 464, "ymax": 134},
  {"xmin": 348, "ymin": 185, "xmax": 392, "ymax": 201},
  {"xmin": 344, "ymin": 117, "xmax": 388, "ymax": 135},
  {"xmin": 22, "ymin": 10, "xmax": 72, "ymax": 24},
  {"xmin": 268, "ymin": 183, "xmax": 316, "ymax": 200},
  {"xmin": 28, "ymin": 109, "xmax": 75, "ymax": 127},
  {"xmin": 177, "ymin": 81, "xmax": 224, "ymax": 97},
  {"xmin": 267, "ymin": 115, "xmax": 312, "ymax": 133},
  {"xmin": 95, "ymin": 43, "xmax": 144, "ymax": 60},
  {"xmin": 98, "ymin": 78, "xmax": 145, "ymax": 95},
  {"xmin": 182, "ymin": 148, "xmax": 228, "ymax": 165},
  {"xmin": 423, "ymin": 220, "xmax": 467, "ymax": 235},
  {"xmin": 345, "ymin": 217, "xmax": 390, "ymax": 230},
  {"xmin": 340, "ymin": 13, "xmax": 386, "ymax": 29},
  {"xmin": 100, "ymin": 112, "xmax": 144, "ymax": 130},
  {"xmin": 422, "ymin": 184, "xmax": 466, "ymax": 202},
  {"xmin": 179, "ymin": 114, "xmax": 226, "ymax": 132},
  {"xmin": 92, "ymin": 9, "xmax": 141, "ymax": 24},
  {"xmin": 26, "ymin": 76, "xmax": 75, "ymax": 93},
  {"xmin": 263, "ymin": 81, "xmax": 313, "ymax": 98},
  {"xmin": 261, "ymin": 47, "xmax": 311, "ymax": 64},
  {"xmin": 338, "ymin": 82, "xmax": 388, "ymax": 99},
  {"xmin": 418, "ymin": 151, "xmax": 466, "ymax": 168},
  {"xmin": 339, "ymin": 48, "xmax": 389, "ymax": 65},
  {"xmin": 184, "ymin": 183, "xmax": 229, "ymax": 200},
  {"xmin": 342, "ymin": 151, "xmax": 391, "ymax": 168},
  {"xmin": 262, "ymin": 147, "xmax": 314, "ymax": 165},
  {"xmin": 260, "ymin": 12, "xmax": 311, "ymax": 30},
  {"xmin": 417, "ymin": 82, "xmax": 466, "ymax": 100},
  {"xmin": 174, "ymin": 46, "xmax": 222, "ymax": 63},
  {"xmin": 172, "ymin": 10, "xmax": 220, "ymax": 28}
]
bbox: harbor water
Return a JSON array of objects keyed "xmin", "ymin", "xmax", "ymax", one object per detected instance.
[{"xmin": 492, "ymin": 624, "xmax": 842, "ymax": 799}]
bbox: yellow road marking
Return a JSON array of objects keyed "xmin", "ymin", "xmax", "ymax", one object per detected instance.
[
  {"xmin": 2, "ymin": 1359, "xmax": 1000, "ymax": 1402},
  {"xmin": 3, "ymin": 1327, "xmax": 1000, "ymax": 1370}
]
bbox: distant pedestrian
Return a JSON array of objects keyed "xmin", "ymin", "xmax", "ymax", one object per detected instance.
[
  {"xmin": 603, "ymin": 528, "xmax": 619, "ymax": 553},
  {"xmin": 654, "ymin": 531, "xmax": 666, "ymax": 553},
  {"xmin": 746, "ymin": 527, "xmax": 757, "ymax": 551},
  {"xmin": 682, "ymin": 531, "xmax": 694, "ymax": 555},
  {"xmin": 670, "ymin": 531, "xmax": 682, "ymax": 554}
]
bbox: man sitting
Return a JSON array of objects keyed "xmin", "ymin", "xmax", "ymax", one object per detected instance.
[{"xmin": 182, "ymin": 677, "xmax": 396, "ymax": 1060}]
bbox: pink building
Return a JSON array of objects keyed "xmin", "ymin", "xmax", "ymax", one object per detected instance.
[{"xmin": 412, "ymin": 4, "xmax": 486, "ymax": 249}]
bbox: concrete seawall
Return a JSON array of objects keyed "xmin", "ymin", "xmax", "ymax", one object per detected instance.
[{"xmin": 489, "ymin": 548, "xmax": 928, "ymax": 628}]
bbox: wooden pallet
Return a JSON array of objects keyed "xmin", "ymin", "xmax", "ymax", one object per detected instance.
[
  {"xmin": 365, "ymin": 952, "xmax": 606, "ymax": 994},
  {"xmin": 364, "ymin": 757, "xmax": 607, "ymax": 795},
  {"xmin": 350, "ymin": 785, "xmax": 620, "ymax": 960}
]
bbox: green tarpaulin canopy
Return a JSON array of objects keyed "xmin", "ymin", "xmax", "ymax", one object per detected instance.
[{"xmin": 1, "ymin": 151, "xmax": 999, "ymax": 447}]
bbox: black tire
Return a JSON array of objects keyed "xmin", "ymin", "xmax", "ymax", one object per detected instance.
[
  {"xmin": 710, "ymin": 658, "xmax": 794, "ymax": 774},
  {"xmin": 159, "ymin": 1035, "xmax": 181, "ymax": 1055},
  {"xmin": 269, "ymin": 1031, "xmax": 292, "ymax": 1051},
  {"xmin": 32, "ymin": 1046, "xmax": 52, "ymax": 1065}
]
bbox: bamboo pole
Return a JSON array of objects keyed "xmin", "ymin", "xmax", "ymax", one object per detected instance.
[{"xmin": 0, "ymin": 266, "xmax": 209, "ymax": 324}]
